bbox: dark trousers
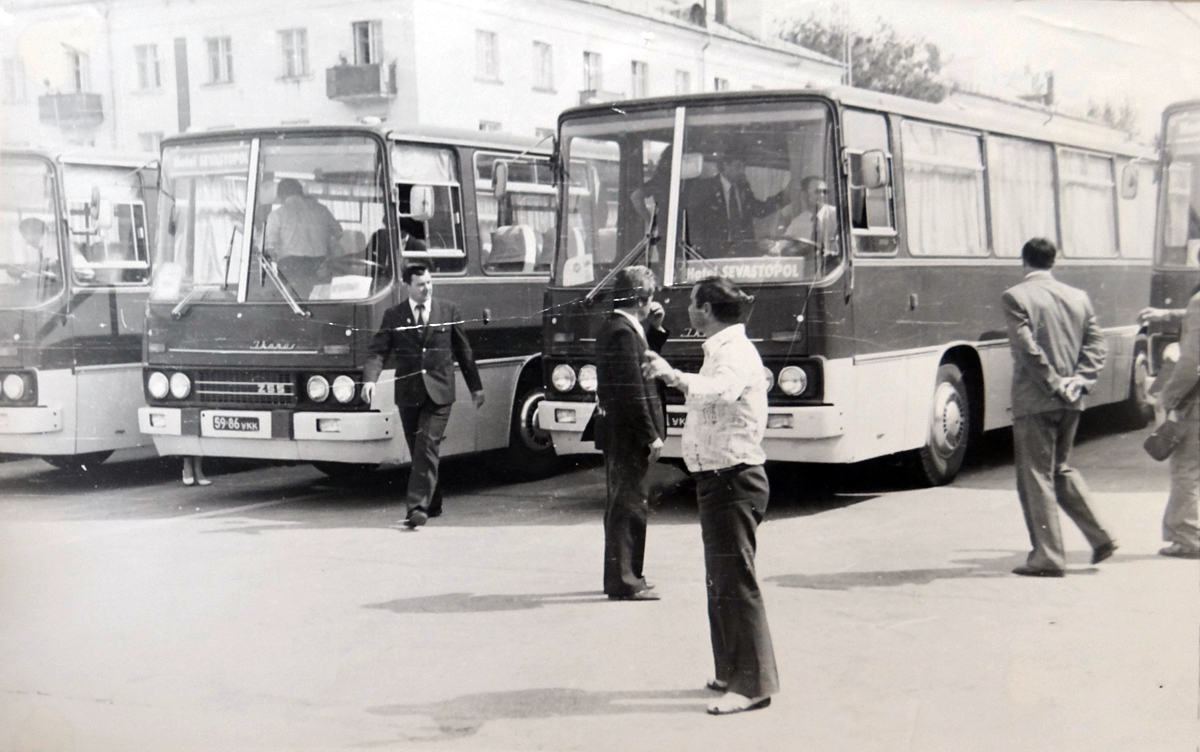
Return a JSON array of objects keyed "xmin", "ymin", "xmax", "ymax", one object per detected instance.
[
  {"xmin": 603, "ymin": 447, "xmax": 651, "ymax": 596},
  {"xmin": 696, "ymin": 464, "xmax": 779, "ymax": 699},
  {"xmin": 1013, "ymin": 409, "xmax": 1112, "ymax": 570},
  {"xmin": 399, "ymin": 399, "xmax": 452, "ymax": 515}
]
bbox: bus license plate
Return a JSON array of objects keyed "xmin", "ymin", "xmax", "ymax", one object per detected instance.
[
  {"xmin": 212, "ymin": 415, "xmax": 260, "ymax": 432},
  {"xmin": 667, "ymin": 412, "xmax": 687, "ymax": 429}
]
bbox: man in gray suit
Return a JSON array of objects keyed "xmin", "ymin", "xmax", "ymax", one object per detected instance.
[{"xmin": 1002, "ymin": 238, "xmax": 1117, "ymax": 577}]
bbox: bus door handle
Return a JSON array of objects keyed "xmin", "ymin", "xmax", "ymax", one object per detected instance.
[
  {"xmin": 482, "ymin": 308, "xmax": 492, "ymax": 325},
  {"xmin": 908, "ymin": 293, "xmax": 919, "ymax": 311}
]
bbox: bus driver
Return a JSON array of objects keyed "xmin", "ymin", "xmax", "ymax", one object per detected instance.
[
  {"xmin": 264, "ymin": 178, "xmax": 343, "ymax": 292},
  {"xmin": 768, "ymin": 176, "xmax": 838, "ymax": 266}
]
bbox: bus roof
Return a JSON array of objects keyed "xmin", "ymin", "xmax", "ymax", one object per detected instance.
[
  {"xmin": 559, "ymin": 86, "xmax": 1154, "ymax": 159},
  {"xmin": 160, "ymin": 122, "xmax": 551, "ymax": 155}
]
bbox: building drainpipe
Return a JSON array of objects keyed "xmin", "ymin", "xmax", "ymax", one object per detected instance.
[{"xmin": 103, "ymin": 0, "xmax": 118, "ymax": 148}]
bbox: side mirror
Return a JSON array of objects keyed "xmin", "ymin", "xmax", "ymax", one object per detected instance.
[
  {"xmin": 680, "ymin": 152, "xmax": 704, "ymax": 181},
  {"xmin": 860, "ymin": 150, "xmax": 888, "ymax": 190},
  {"xmin": 492, "ymin": 161, "xmax": 508, "ymax": 200},
  {"xmin": 407, "ymin": 185, "xmax": 435, "ymax": 222},
  {"xmin": 96, "ymin": 199, "xmax": 114, "ymax": 230},
  {"xmin": 1119, "ymin": 162, "xmax": 1139, "ymax": 200}
]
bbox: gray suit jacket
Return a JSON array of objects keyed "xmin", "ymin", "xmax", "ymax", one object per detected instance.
[
  {"xmin": 1002, "ymin": 270, "xmax": 1108, "ymax": 418},
  {"xmin": 1159, "ymin": 291, "xmax": 1200, "ymax": 422}
]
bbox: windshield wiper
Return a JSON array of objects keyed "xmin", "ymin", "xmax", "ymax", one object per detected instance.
[
  {"xmin": 171, "ymin": 285, "xmax": 213, "ymax": 319},
  {"xmin": 259, "ymin": 248, "xmax": 310, "ymax": 318},
  {"xmin": 583, "ymin": 209, "xmax": 658, "ymax": 306}
]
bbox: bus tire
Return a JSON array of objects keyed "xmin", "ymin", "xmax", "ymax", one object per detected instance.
[
  {"xmin": 488, "ymin": 382, "xmax": 558, "ymax": 480},
  {"xmin": 1119, "ymin": 345, "xmax": 1154, "ymax": 429},
  {"xmin": 912, "ymin": 364, "xmax": 970, "ymax": 487},
  {"xmin": 312, "ymin": 461, "xmax": 380, "ymax": 479},
  {"xmin": 43, "ymin": 451, "xmax": 113, "ymax": 472}
]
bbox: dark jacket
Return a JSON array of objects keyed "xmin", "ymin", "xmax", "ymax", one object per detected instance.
[
  {"xmin": 593, "ymin": 311, "xmax": 667, "ymax": 453},
  {"xmin": 1159, "ymin": 291, "xmax": 1200, "ymax": 423},
  {"xmin": 1002, "ymin": 270, "xmax": 1108, "ymax": 418},
  {"xmin": 364, "ymin": 297, "xmax": 482, "ymax": 407}
]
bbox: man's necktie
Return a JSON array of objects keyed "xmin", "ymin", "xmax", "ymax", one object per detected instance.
[{"xmin": 415, "ymin": 303, "xmax": 426, "ymax": 327}]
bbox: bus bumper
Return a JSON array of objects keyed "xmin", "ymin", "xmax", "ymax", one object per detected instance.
[
  {"xmin": 0, "ymin": 405, "xmax": 63, "ymax": 435},
  {"xmin": 538, "ymin": 400, "xmax": 601, "ymax": 455}
]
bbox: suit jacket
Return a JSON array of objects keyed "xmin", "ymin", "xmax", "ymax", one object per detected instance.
[
  {"xmin": 593, "ymin": 311, "xmax": 667, "ymax": 454},
  {"xmin": 681, "ymin": 176, "xmax": 787, "ymax": 256},
  {"xmin": 1002, "ymin": 270, "xmax": 1108, "ymax": 418},
  {"xmin": 364, "ymin": 297, "xmax": 483, "ymax": 407},
  {"xmin": 1159, "ymin": 290, "xmax": 1200, "ymax": 422}
]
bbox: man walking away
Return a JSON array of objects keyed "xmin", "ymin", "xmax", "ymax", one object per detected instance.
[{"xmin": 1002, "ymin": 238, "xmax": 1116, "ymax": 576}]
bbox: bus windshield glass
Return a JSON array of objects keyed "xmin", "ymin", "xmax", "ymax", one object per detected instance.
[
  {"xmin": 0, "ymin": 156, "xmax": 64, "ymax": 309},
  {"xmin": 554, "ymin": 100, "xmax": 837, "ymax": 288},
  {"xmin": 63, "ymin": 164, "xmax": 152, "ymax": 287},
  {"xmin": 152, "ymin": 134, "xmax": 391, "ymax": 304},
  {"xmin": 1162, "ymin": 108, "xmax": 1200, "ymax": 269}
]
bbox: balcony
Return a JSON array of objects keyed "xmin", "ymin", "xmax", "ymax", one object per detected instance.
[
  {"xmin": 578, "ymin": 89, "xmax": 625, "ymax": 106},
  {"xmin": 326, "ymin": 63, "xmax": 396, "ymax": 103},
  {"xmin": 38, "ymin": 92, "xmax": 104, "ymax": 129}
]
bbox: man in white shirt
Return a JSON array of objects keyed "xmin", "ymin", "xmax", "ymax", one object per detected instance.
[
  {"xmin": 643, "ymin": 275, "xmax": 778, "ymax": 716},
  {"xmin": 775, "ymin": 176, "xmax": 838, "ymax": 267}
]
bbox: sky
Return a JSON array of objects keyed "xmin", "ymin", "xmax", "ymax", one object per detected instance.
[{"xmin": 768, "ymin": 0, "xmax": 1200, "ymax": 140}]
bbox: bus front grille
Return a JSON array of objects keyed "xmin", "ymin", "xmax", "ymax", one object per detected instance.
[{"xmin": 194, "ymin": 370, "xmax": 296, "ymax": 407}]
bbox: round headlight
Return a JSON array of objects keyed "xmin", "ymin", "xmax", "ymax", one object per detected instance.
[
  {"xmin": 551, "ymin": 364, "xmax": 576, "ymax": 392},
  {"xmin": 307, "ymin": 375, "xmax": 330, "ymax": 402},
  {"xmin": 332, "ymin": 375, "xmax": 356, "ymax": 403},
  {"xmin": 169, "ymin": 372, "xmax": 191, "ymax": 399},
  {"xmin": 3, "ymin": 373, "xmax": 25, "ymax": 400},
  {"xmin": 578, "ymin": 365, "xmax": 598, "ymax": 393},
  {"xmin": 762, "ymin": 367, "xmax": 775, "ymax": 392},
  {"xmin": 147, "ymin": 371, "xmax": 169, "ymax": 399},
  {"xmin": 778, "ymin": 366, "xmax": 807, "ymax": 396}
]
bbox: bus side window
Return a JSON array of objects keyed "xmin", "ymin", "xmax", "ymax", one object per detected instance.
[{"xmin": 842, "ymin": 109, "xmax": 897, "ymax": 255}]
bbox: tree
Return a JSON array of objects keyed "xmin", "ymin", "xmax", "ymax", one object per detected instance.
[
  {"xmin": 1085, "ymin": 99, "xmax": 1138, "ymax": 137},
  {"xmin": 779, "ymin": 12, "xmax": 948, "ymax": 104}
]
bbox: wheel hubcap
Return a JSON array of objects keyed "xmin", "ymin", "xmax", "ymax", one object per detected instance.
[
  {"xmin": 931, "ymin": 382, "xmax": 964, "ymax": 456},
  {"xmin": 519, "ymin": 391, "xmax": 552, "ymax": 451}
]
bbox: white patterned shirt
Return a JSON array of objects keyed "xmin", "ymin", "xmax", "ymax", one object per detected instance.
[{"xmin": 676, "ymin": 324, "xmax": 768, "ymax": 472}]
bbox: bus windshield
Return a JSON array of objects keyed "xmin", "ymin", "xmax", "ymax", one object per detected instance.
[
  {"xmin": 0, "ymin": 156, "xmax": 64, "ymax": 309},
  {"xmin": 554, "ymin": 100, "xmax": 838, "ymax": 288},
  {"xmin": 152, "ymin": 134, "xmax": 391, "ymax": 304},
  {"xmin": 1161, "ymin": 107, "xmax": 1200, "ymax": 269}
]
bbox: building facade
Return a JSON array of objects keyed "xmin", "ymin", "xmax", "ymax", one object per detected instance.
[{"xmin": 0, "ymin": 0, "xmax": 844, "ymax": 151}]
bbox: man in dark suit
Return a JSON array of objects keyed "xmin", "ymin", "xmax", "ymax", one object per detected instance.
[
  {"xmin": 594, "ymin": 265, "xmax": 668, "ymax": 600},
  {"xmin": 684, "ymin": 155, "xmax": 788, "ymax": 257},
  {"xmin": 1002, "ymin": 238, "xmax": 1116, "ymax": 576},
  {"xmin": 363, "ymin": 264, "xmax": 484, "ymax": 529}
]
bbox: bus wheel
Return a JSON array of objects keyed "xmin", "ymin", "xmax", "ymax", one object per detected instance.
[
  {"xmin": 43, "ymin": 451, "xmax": 113, "ymax": 472},
  {"xmin": 1119, "ymin": 348, "xmax": 1154, "ymax": 429},
  {"xmin": 489, "ymin": 384, "xmax": 558, "ymax": 480},
  {"xmin": 913, "ymin": 364, "xmax": 970, "ymax": 486},
  {"xmin": 312, "ymin": 461, "xmax": 380, "ymax": 479}
]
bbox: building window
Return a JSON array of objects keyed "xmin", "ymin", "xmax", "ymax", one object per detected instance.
[
  {"xmin": 138, "ymin": 131, "xmax": 163, "ymax": 153},
  {"xmin": 67, "ymin": 47, "xmax": 91, "ymax": 92},
  {"xmin": 583, "ymin": 51, "xmax": 602, "ymax": 92},
  {"xmin": 278, "ymin": 29, "xmax": 308, "ymax": 78},
  {"xmin": 476, "ymin": 30, "xmax": 499, "ymax": 81},
  {"xmin": 479, "ymin": 120, "xmax": 502, "ymax": 132},
  {"xmin": 134, "ymin": 45, "xmax": 160, "ymax": 90},
  {"xmin": 713, "ymin": 77, "xmax": 729, "ymax": 92},
  {"xmin": 630, "ymin": 60, "xmax": 648, "ymax": 98},
  {"xmin": 674, "ymin": 69, "xmax": 690, "ymax": 94},
  {"xmin": 3, "ymin": 57, "xmax": 27, "ymax": 103},
  {"xmin": 533, "ymin": 41, "xmax": 553, "ymax": 91},
  {"xmin": 206, "ymin": 37, "xmax": 233, "ymax": 84},
  {"xmin": 352, "ymin": 20, "xmax": 383, "ymax": 65}
]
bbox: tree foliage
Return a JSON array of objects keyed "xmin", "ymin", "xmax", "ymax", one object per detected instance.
[
  {"xmin": 779, "ymin": 12, "xmax": 948, "ymax": 103},
  {"xmin": 1085, "ymin": 99, "xmax": 1138, "ymax": 137}
]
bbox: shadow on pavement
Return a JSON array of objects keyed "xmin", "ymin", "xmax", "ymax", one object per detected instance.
[
  {"xmin": 364, "ymin": 590, "xmax": 615, "ymax": 613},
  {"xmin": 366, "ymin": 687, "xmax": 707, "ymax": 740}
]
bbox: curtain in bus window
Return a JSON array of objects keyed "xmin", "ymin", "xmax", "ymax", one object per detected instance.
[
  {"xmin": 986, "ymin": 136, "xmax": 1056, "ymax": 258},
  {"xmin": 391, "ymin": 144, "xmax": 455, "ymax": 184},
  {"xmin": 900, "ymin": 121, "xmax": 986, "ymax": 257},
  {"xmin": 191, "ymin": 175, "xmax": 246, "ymax": 286},
  {"xmin": 1117, "ymin": 159, "xmax": 1155, "ymax": 260},
  {"xmin": 1058, "ymin": 149, "xmax": 1117, "ymax": 258}
]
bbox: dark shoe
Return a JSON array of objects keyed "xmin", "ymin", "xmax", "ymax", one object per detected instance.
[
  {"xmin": 707, "ymin": 693, "xmax": 770, "ymax": 715},
  {"xmin": 1159, "ymin": 543, "xmax": 1200, "ymax": 559},
  {"xmin": 426, "ymin": 505, "xmax": 443, "ymax": 518},
  {"xmin": 1091, "ymin": 541, "xmax": 1117, "ymax": 565},
  {"xmin": 1012, "ymin": 565, "xmax": 1065, "ymax": 578},
  {"xmin": 705, "ymin": 679, "xmax": 728, "ymax": 692},
  {"xmin": 607, "ymin": 589, "xmax": 660, "ymax": 601},
  {"xmin": 403, "ymin": 509, "xmax": 428, "ymax": 529}
]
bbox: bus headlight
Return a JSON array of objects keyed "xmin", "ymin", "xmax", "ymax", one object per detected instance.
[
  {"xmin": 762, "ymin": 367, "xmax": 775, "ymax": 392},
  {"xmin": 307, "ymin": 375, "xmax": 330, "ymax": 402},
  {"xmin": 169, "ymin": 372, "xmax": 191, "ymax": 399},
  {"xmin": 2, "ymin": 373, "xmax": 25, "ymax": 400},
  {"xmin": 331, "ymin": 375, "xmax": 356, "ymax": 403},
  {"xmin": 577, "ymin": 365, "xmax": 598, "ymax": 393},
  {"xmin": 147, "ymin": 371, "xmax": 169, "ymax": 399},
  {"xmin": 778, "ymin": 366, "xmax": 807, "ymax": 396},
  {"xmin": 551, "ymin": 364, "xmax": 576, "ymax": 392}
]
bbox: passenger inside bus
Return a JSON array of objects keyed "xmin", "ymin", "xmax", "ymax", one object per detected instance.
[
  {"xmin": 771, "ymin": 176, "xmax": 840, "ymax": 268},
  {"xmin": 264, "ymin": 177, "xmax": 344, "ymax": 296}
]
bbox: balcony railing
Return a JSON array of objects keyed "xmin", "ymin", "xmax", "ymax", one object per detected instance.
[
  {"xmin": 326, "ymin": 63, "xmax": 396, "ymax": 102},
  {"xmin": 38, "ymin": 92, "xmax": 104, "ymax": 128}
]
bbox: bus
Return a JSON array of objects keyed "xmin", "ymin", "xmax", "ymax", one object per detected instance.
[
  {"xmin": 0, "ymin": 149, "xmax": 157, "ymax": 468},
  {"xmin": 137, "ymin": 125, "xmax": 561, "ymax": 478},
  {"xmin": 1147, "ymin": 100, "xmax": 1200, "ymax": 381},
  {"xmin": 539, "ymin": 87, "xmax": 1156, "ymax": 485}
]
